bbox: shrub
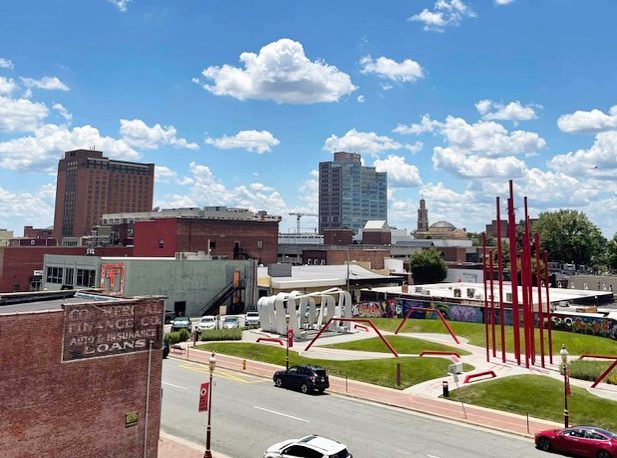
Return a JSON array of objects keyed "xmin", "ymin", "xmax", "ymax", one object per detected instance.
[
  {"xmin": 165, "ymin": 329, "xmax": 191, "ymax": 346},
  {"xmin": 199, "ymin": 328, "xmax": 243, "ymax": 342},
  {"xmin": 569, "ymin": 360, "xmax": 617, "ymax": 385}
]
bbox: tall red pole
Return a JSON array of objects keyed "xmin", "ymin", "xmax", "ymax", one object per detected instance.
[
  {"xmin": 520, "ymin": 203, "xmax": 530, "ymax": 368},
  {"xmin": 544, "ymin": 250, "xmax": 553, "ymax": 364},
  {"xmin": 482, "ymin": 233, "xmax": 490, "ymax": 362},
  {"xmin": 524, "ymin": 198, "xmax": 535, "ymax": 366},
  {"xmin": 535, "ymin": 232, "xmax": 545, "ymax": 368},
  {"xmin": 489, "ymin": 249, "xmax": 497, "ymax": 357},
  {"xmin": 508, "ymin": 181, "xmax": 521, "ymax": 365},
  {"xmin": 496, "ymin": 197, "xmax": 506, "ymax": 362}
]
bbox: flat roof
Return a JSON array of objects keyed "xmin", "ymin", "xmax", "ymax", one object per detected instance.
[{"xmin": 0, "ymin": 293, "xmax": 119, "ymax": 314}]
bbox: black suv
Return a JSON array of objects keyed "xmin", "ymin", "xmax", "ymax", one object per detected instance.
[{"xmin": 273, "ymin": 365, "xmax": 329, "ymax": 394}]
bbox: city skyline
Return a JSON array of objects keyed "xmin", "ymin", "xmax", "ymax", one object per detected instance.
[{"xmin": 2, "ymin": 1, "xmax": 617, "ymax": 236}]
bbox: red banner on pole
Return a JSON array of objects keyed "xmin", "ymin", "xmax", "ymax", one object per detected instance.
[
  {"xmin": 198, "ymin": 382, "xmax": 210, "ymax": 412},
  {"xmin": 287, "ymin": 329, "xmax": 294, "ymax": 348}
]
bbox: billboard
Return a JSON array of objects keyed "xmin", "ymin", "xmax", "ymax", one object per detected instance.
[{"xmin": 62, "ymin": 300, "xmax": 163, "ymax": 362}]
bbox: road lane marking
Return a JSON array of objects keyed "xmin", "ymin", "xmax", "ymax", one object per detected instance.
[
  {"xmin": 177, "ymin": 362, "xmax": 266, "ymax": 384},
  {"xmin": 427, "ymin": 455, "xmax": 442, "ymax": 458},
  {"xmin": 162, "ymin": 381, "xmax": 188, "ymax": 390},
  {"xmin": 253, "ymin": 406, "xmax": 310, "ymax": 423}
]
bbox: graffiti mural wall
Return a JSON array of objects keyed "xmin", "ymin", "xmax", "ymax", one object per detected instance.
[{"xmin": 352, "ymin": 298, "xmax": 617, "ymax": 341}]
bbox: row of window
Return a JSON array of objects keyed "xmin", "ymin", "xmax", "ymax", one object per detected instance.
[{"xmin": 46, "ymin": 267, "xmax": 96, "ymax": 287}]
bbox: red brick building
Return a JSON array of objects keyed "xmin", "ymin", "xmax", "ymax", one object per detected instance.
[
  {"xmin": 0, "ymin": 293, "xmax": 162, "ymax": 457},
  {"xmin": 0, "ymin": 246, "xmax": 133, "ymax": 292},
  {"xmin": 53, "ymin": 150, "xmax": 154, "ymax": 240},
  {"xmin": 133, "ymin": 217, "xmax": 279, "ymax": 265},
  {"xmin": 302, "ymin": 247, "xmax": 390, "ymax": 270},
  {"xmin": 23, "ymin": 225, "xmax": 54, "ymax": 238}
]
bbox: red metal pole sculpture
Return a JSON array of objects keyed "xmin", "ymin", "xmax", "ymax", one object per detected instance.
[
  {"xmin": 544, "ymin": 250, "xmax": 553, "ymax": 364},
  {"xmin": 508, "ymin": 181, "xmax": 521, "ymax": 365},
  {"xmin": 535, "ymin": 233, "xmax": 545, "ymax": 368},
  {"xmin": 489, "ymin": 249, "xmax": 497, "ymax": 358},
  {"xmin": 482, "ymin": 233, "xmax": 490, "ymax": 361},
  {"xmin": 496, "ymin": 197, "xmax": 506, "ymax": 362}
]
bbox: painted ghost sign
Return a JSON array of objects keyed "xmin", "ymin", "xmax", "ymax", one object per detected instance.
[{"xmin": 62, "ymin": 300, "xmax": 163, "ymax": 362}]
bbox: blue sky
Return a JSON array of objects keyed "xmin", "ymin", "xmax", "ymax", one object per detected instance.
[{"xmin": 1, "ymin": 0, "xmax": 617, "ymax": 236}]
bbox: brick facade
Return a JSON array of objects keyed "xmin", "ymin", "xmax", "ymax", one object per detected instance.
[
  {"xmin": 0, "ymin": 298, "xmax": 162, "ymax": 457},
  {"xmin": 133, "ymin": 218, "xmax": 279, "ymax": 265},
  {"xmin": 302, "ymin": 247, "xmax": 390, "ymax": 270},
  {"xmin": 0, "ymin": 246, "xmax": 133, "ymax": 292}
]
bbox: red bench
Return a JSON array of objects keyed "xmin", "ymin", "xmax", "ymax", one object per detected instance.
[
  {"xmin": 256, "ymin": 338, "xmax": 284, "ymax": 346},
  {"xmin": 464, "ymin": 370, "xmax": 497, "ymax": 384}
]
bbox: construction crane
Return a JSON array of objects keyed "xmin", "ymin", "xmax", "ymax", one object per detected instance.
[{"xmin": 288, "ymin": 212, "xmax": 318, "ymax": 234}]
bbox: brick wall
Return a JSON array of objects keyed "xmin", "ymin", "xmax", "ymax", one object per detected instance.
[
  {"xmin": 0, "ymin": 246, "xmax": 133, "ymax": 292},
  {"xmin": 0, "ymin": 298, "xmax": 162, "ymax": 457},
  {"xmin": 134, "ymin": 218, "xmax": 279, "ymax": 265}
]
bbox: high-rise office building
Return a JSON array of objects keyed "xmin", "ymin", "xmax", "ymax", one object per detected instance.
[
  {"xmin": 318, "ymin": 151, "xmax": 387, "ymax": 234},
  {"xmin": 52, "ymin": 150, "xmax": 154, "ymax": 240}
]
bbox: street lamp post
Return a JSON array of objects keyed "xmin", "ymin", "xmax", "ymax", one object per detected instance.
[
  {"xmin": 204, "ymin": 353, "xmax": 216, "ymax": 458},
  {"xmin": 560, "ymin": 344, "xmax": 569, "ymax": 428}
]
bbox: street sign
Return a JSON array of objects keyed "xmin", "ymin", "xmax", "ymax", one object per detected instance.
[
  {"xmin": 199, "ymin": 382, "xmax": 210, "ymax": 412},
  {"xmin": 448, "ymin": 362, "xmax": 463, "ymax": 374},
  {"xmin": 287, "ymin": 329, "xmax": 294, "ymax": 348},
  {"xmin": 125, "ymin": 411, "xmax": 138, "ymax": 427}
]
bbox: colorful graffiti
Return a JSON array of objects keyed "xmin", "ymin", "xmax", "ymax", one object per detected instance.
[
  {"xmin": 550, "ymin": 314, "xmax": 617, "ymax": 340},
  {"xmin": 353, "ymin": 297, "xmax": 617, "ymax": 341}
]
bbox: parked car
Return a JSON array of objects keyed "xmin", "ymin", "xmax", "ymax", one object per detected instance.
[
  {"xmin": 535, "ymin": 426, "xmax": 617, "ymax": 458},
  {"xmin": 245, "ymin": 311, "xmax": 260, "ymax": 328},
  {"xmin": 196, "ymin": 316, "xmax": 217, "ymax": 332},
  {"xmin": 164, "ymin": 310, "xmax": 175, "ymax": 324},
  {"xmin": 170, "ymin": 316, "xmax": 192, "ymax": 333},
  {"xmin": 264, "ymin": 435, "xmax": 351, "ymax": 458},
  {"xmin": 222, "ymin": 315, "xmax": 240, "ymax": 329},
  {"xmin": 273, "ymin": 365, "xmax": 329, "ymax": 394},
  {"xmin": 162, "ymin": 341, "xmax": 170, "ymax": 359}
]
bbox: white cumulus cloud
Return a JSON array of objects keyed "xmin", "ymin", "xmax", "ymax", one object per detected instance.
[
  {"xmin": 324, "ymin": 129, "xmax": 409, "ymax": 155},
  {"xmin": 0, "ymin": 76, "xmax": 16, "ymax": 95},
  {"xmin": 393, "ymin": 114, "xmax": 441, "ymax": 135},
  {"xmin": 475, "ymin": 99, "xmax": 538, "ymax": 123},
  {"xmin": 495, "ymin": 0, "xmax": 515, "ymax": 4},
  {"xmin": 0, "ymin": 58, "xmax": 14, "ymax": 69},
  {"xmin": 360, "ymin": 55, "xmax": 424, "ymax": 83},
  {"xmin": 108, "ymin": 0, "xmax": 130, "ymax": 12},
  {"xmin": 199, "ymin": 38, "xmax": 356, "ymax": 104},
  {"xmin": 52, "ymin": 103, "xmax": 72, "ymax": 122},
  {"xmin": 119, "ymin": 118, "xmax": 198, "ymax": 150},
  {"xmin": 548, "ymin": 131, "xmax": 617, "ymax": 175},
  {"xmin": 373, "ymin": 155, "xmax": 422, "ymax": 187},
  {"xmin": 409, "ymin": 0, "xmax": 476, "ymax": 32},
  {"xmin": 20, "ymin": 76, "xmax": 69, "ymax": 91},
  {"xmin": 0, "ymin": 96, "xmax": 48, "ymax": 133},
  {"xmin": 0, "ymin": 123, "xmax": 139, "ymax": 171},
  {"xmin": 557, "ymin": 105, "xmax": 617, "ymax": 134},
  {"xmin": 205, "ymin": 129, "xmax": 280, "ymax": 154}
]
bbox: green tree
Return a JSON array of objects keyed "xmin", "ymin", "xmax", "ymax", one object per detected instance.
[
  {"xmin": 534, "ymin": 210, "xmax": 606, "ymax": 267},
  {"xmin": 604, "ymin": 234, "xmax": 617, "ymax": 273},
  {"xmin": 409, "ymin": 249, "xmax": 447, "ymax": 284}
]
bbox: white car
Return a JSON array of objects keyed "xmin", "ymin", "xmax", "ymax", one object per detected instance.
[
  {"xmin": 245, "ymin": 311, "xmax": 260, "ymax": 328},
  {"xmin": 221, "ymin": 315, "xmax": 240, "ymax": 329},
  {"xmin": 264, "ymin": 435, "xmax": 352, "ymax": 458},
  {"xmin": 196, "ymin": 316, "xmax": 217, "ymax": 332}
]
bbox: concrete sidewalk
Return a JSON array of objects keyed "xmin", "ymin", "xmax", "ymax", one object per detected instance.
[
  {"xmin": 158, "ymin": 431, "xmax": 232, "ymax": 458},
  {"xmin": 174, "ymin": 347, "xmax": 561, "ymax": 438}
]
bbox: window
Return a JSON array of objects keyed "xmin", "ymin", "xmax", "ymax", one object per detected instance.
[
  {"xmin": 287, "ymin": 367, "xmax": 298, "ymax": 375},
  {"xmin": 65, "ymin": 268, "xmax": 74, "ymax": 285},
  {"xmin": 46, "ymin": 267, "xmax": 64, "ymax": 284},
  {"xmin": 158, "ymin": 239, "xmax": 165, "ymax": 249},
  {"xmin": 76, "ymin": 269, "xmax": 96, "ymax": 287},
  {"xmin": 209, "ymin": 240, "xmax": 216, "ymax": 250},
  {"xmin": 282, "ymin": 445, "xmax": 322, "ymax": 458},
  {"xmin": 564, "ymin": 429, "xmax": 584, "ymax": 438},
  {"xmin": 584, "ymin": 431, "xmax": 607, "ymax": 440}
]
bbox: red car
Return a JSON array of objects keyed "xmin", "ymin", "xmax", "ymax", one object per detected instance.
[{"xmin": 535, "ymin": 426, "xmax": 617, "ymax": 458}]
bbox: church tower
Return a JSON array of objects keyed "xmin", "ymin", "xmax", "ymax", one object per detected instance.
[{"xmin": 417, "ymin": 198, "xmax": 429, "ymax": 232}]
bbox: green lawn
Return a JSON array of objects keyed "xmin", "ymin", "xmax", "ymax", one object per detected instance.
[
  {"xmin": 197, "ymin": 342, "xmax": 474, "ymax": 390},
  {"xmin": 449, "ymin": 374, "xmax": 617, "ymax": 431},
  {"xmin": 322, "ymin": 335, "xmax": 470, "ymax": 356},
  {"xmin": 569, "ymin": 360, "xmax": 617, "ymax": 385},
  {"xmin": 372, "ymin": 318, "xmax": 617, "ymax": 356}
]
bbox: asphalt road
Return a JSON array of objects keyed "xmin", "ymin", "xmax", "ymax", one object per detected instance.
[{"xmin": 161, "ymin": 358, "xmax": 546, "ymax": 458}]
